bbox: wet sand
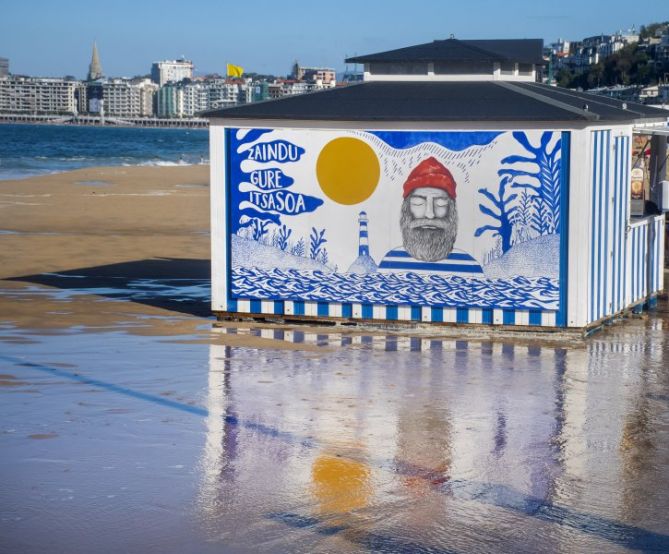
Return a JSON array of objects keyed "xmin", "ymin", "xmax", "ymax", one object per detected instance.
[
  {"xmin": 0, "ymin": 166, "xmax": 323, "ymax": 349},
  {"xmin": 2, "ymin": 166, "xmax": 669, "ymax": 553}
]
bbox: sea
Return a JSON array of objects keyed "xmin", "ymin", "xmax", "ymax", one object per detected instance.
[{"xmin": 0, "ymin": 123, "xmax": 209, "ymax": 180}]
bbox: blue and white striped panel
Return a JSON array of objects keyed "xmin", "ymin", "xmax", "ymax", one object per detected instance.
[
  {"xmin": 629, "ymin": 222, "xmax": 648, "ymax": 304},
  {"xmin": 650, "ymin": 216, "xmax": 666, "ymax": 295},
  {"xmin": 589, "ymin": 131, "xmax": 631, "ymax": 323},
  {"xmin": 225, "ymin": 298, "xmax": 558, "ymax": 327},
  {"xmin": 611, "ymin": 135, "xmax": 630, "ymax": 315}
]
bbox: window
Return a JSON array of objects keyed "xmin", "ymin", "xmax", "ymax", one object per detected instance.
[
  {"xmin": 434, "ymin": 61, "xmax": 493, "ymax": 75},
  {"xmin": 369, "ymin": 63, "xmax": 428, "ymax": 75}
]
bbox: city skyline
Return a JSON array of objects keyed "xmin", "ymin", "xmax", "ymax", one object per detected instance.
[{"xmin": 2, "ymin": 0, "xmax": 668, "ymax": 79}]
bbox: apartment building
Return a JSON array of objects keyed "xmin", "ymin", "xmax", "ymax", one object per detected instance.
[
  {"xmin": 0, "ymin": 76, "xmax": 78, "ymax": 114},
  {"xmin": 101, "ymin": 78, "xmax": 157, "ymax": 117},
  {"xmin": 157, "ymin": 79, "xmax": 250, "ymax": 117},
  {"xmin": 291, "ymin": 62, "xmax": 336, "ymax": 84},
  {"xmin": 151, "ymin": 59, "xmax": 193, "ymax": 86}
]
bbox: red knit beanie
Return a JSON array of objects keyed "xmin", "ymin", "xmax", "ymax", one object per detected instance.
[{"xmin": 402, "ymin": 157, "xmax": 457, "ymax": 199}]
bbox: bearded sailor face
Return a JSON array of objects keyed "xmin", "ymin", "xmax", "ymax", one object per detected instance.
[{"xmin": 401, "ymin": 187, "xmax": 458, "ymax": 262}]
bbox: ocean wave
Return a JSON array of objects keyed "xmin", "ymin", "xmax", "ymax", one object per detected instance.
[
  {"xmin": 231, "ymin": 268, "xmax": 560, "ymax": 310},
  {"xmin": 0, "ymin": 125, "xmax": 209, "ymax": 179},
  {"xmin": 127, "ymin": 160, "xmax": 193, "ymax": 167}
]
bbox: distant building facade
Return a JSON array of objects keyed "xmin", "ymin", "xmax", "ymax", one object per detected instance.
[
  {"xmin": 151, "ymin": 59, "xmax": 193, "ymax": 86},
  {"xmin": 548, "ymin": 29, "xmax": 640, "ymax": 73},
  {"xmin": 291, "ymin": 62, "xmax": 336, "ymax": 85},
  {"xmin": 0, "ymin": 42, "xmax": 338, "ymax": 119},
  {"xmin": 0, "ymin": 76, "xmax": 78, "ymax": 114},
  {"xmin": 100, "ymin": 78, "xmax": 157, "ymax": 117},
  {"xmin": 347, "ymin": 39, "xmax": 544, "ymax": 82},
  {"xmin": 156, "ymin": 78, "xmax": 251, "ymax": 117}
]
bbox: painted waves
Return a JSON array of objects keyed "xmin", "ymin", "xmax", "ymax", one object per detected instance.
[{"xmin": 232, "ymin": 268, "xmax": 559, "ymax": 310}]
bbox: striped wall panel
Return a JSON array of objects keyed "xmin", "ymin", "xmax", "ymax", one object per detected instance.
[
  {"xmin": 222, "ymin": 298, "xmax": 559, "ymax": 327},
  {"xmin": 589, "ymin": 131, "xmax": 631, "ymax": 323},
  {"xmin": 589, "ymin": 130, "xmax": 611, "ymax": 322},
  {"xmin": 629, "ymin": 222, "xmax": 648, "ymax": 304},
  {"xmin": 611, "ymin": 135, "xmax": 630, "ymax": 315},
  {"xmin": 629, "ymin": 215, "xmax": 666, "ymax": 305}
]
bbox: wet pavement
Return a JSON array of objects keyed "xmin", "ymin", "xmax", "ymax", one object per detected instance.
[{"xmin": 2, "ymin": 280, "xmax": 669, "ymax": 553}]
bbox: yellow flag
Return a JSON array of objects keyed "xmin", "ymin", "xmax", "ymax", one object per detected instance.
[{"xmin": 227, "ymin": 63, "xmax": 244, "ymax": 78}]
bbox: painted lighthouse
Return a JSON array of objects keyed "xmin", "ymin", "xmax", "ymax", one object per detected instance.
[{"xmin": 346, "ymin": 211, "xmax": 378, "ymax": 273}]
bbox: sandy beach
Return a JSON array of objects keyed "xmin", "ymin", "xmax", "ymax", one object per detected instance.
[
  {"xmin": 0, "ymin": 165, "xmax": 320, "ymax": 348},
  {"xmin": 0, "ymin": 165, "xmax": 210, "ymax": 277}
]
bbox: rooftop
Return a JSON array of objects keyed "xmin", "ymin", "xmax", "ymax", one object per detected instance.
[
  {"xmin": 345, "ymin": 38, "xmax": 545, "ymax": 65},
  {"xmin": 205, "ymin": 81, "xmax": 668, "ymax": 123}
]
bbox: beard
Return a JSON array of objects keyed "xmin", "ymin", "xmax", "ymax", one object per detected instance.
[{"xmin": 400, "ymin": 197, "xmax": 457, "ymax": 262}]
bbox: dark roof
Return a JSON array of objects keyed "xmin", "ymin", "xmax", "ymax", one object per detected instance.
[
  {"xmin": 346, "ymin": 38, "xmax": 545, "ymax": 65},
  {"xmin": 204, "ymin": 81, "xmax": 669, "ymax": 124}
]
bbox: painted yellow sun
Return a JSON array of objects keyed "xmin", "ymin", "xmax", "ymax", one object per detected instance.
[{"xmin": 316, "ymin": 137, "xmax": 380, "ymax": 205}]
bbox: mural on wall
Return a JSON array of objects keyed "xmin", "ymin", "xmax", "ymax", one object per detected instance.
[{"xmin": 228, "ymin": 128, "xmax": 562, "ymax": 311}]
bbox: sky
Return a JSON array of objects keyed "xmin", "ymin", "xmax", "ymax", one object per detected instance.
[{"xmin": 1, "ymin": 0, "xmax": 667, "ymax": 79}]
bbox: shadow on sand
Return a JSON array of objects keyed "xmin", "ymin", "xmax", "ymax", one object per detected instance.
[{"xmin": 8, "ymin": 258, "xmax": 212, "ymax": 317}]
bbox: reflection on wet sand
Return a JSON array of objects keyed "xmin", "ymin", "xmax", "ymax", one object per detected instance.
[{"xmin": 196, "ymin": 322, "xmax": 669, "ymax": 552}]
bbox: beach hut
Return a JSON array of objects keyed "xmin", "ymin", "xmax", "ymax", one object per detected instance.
[{"xmin": 206, "ymin": 38, "xmax": 668, "ymax": 332}]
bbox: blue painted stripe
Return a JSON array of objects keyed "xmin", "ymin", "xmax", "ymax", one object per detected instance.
[
  {"xmin": 503, "ymin": 309, "xmax": 516, "ymax": 325},
  {"xmin": 442, "ymin": 252, "xmax": 475, "ymax": 261},
  {"xmin": 294, "ymin": 301, "xmax": 305, "ymax": 316},
  {"xmin": 378, "ymin": 261, "xmax": 484, "ymax": 273},
  {"xmin": 612, "ymin": 137, "xmax": 619, "ymax": 313},
  {"xmin": 621, "ymin": 137, "xmax": 629, "ymax": 307},
  {"xmin": 656, "ymin": 220, "xmax": 662, "ymax": 292},
  {"xmin": 653, "ymin": 221, "xmax": 658, "ymax": 292},
  {"xmin": 411, "ymin": 305, "xmax": 421, "ymax": 321},
  {"xmin": 431, "ymin": 306, "xmax": 444, "ymax": 322},
  {"xmin": 386, "ymin": 305, "xmax": 398, "ymax": 320},
  {"xmin": 602, "ymin": 131, "xmax": 610, "ymax": 317},
  {"xmin": 632, "ymin": 227, "xmax": 637, "ymax": 301},
  {"xmin": 598, "ymin": 131, "xmax": 606, "ymax": 319},
  {"xmin": 557, "ymin": 131, "xmax": 570, "ymax": 327},
  {"xmin": 636, "ymin": 227, "xmax": 641, "ymax": 301},
  {"xmin": 637, "ymin": 227, "xmax": 644, "ymax": 300},
  {"xmin": 360, "ymin": 230, "xmax": 368, "ymax": 238},
  {"xmin": 383, "ymin": 250, "xmax": 475, "ymax": 262},
  {"xmin": 597, "ymin": 132, "xmax": 604, "ymax": 316},
  {"xmin": 250, "ymin": 299, "xmax": 262, "ymax": 313},
  {"xmin": 589, "ymin": 131, "xmax": 599, "ymax": 323},
  {"xmin": 631, "ymin": 227, "xmax": 636, "ymax": 302},
  {"xmin": 482, "ymin": 309, "xmax": 493, "ymax": 324},
  {"xmin": 361, "ymin": 303, "xmax": 373, "ymax": 319},
  {"xmin": 342, "ymin": 303, "xmax": 352, "ymax": 318},
  {"xmin": 643, "ymin": 225, "xmax": 648, "ymax": 297},
  {"xmin": 317, "ymin": 302, "xmax": 329, "ymax": 317},
  {"xmin": 228, "ymin": 298, "xmax": 238, "ymax": 312},
  {"xmin": 529, "ymin": 310, "xmax": 542, "ymax": 326},
  {"xmin": 274, "ymin": 300, "xmax": 284, "ymax": 315},
  {"xmin": 649, "ymin": 224, "xmax": 653, "ymax": 294},
  {"xmin": 617, "ymin": 137, "xmax": 625, "ymax": 311},
  {"xmin": 456, "ymin": 307, "xmax": 469, "ymax": 323}
]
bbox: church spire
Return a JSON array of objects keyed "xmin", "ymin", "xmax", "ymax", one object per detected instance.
[{"xmin": 87, "ymin": 42, "xmax": 103, "ymax": 81}]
